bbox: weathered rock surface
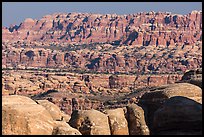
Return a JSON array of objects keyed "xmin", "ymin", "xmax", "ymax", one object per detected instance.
[
  {"xmin": 2, "ymin": 90, "xmax": 202, "ymax": 135},
  {"xmin": 2, "ymin": 11, "xmax": 202, "ymax": 75},
  {"xmin": 180, "ymin": 68, "xmax": 202, "ymax": 88},
  {"xmin": 36, "ymin": 100, "xmax": 63, "ymax": 121},
  {"xmin": 153, "ymin": 96, "xmax": 202, "ymax": 135},
  {"xmin": 3, "ymin": 11, "xmax": 202, "ymax": 46},
  {"xmin": 126, "ymin": 104, "xmax": 150, "ymax": 135},
  {"xmin": 69, "ymin": 109, "xmax": 111, "ymax": 135},
  {"xmin": 2, "ymin": 10, "xmax": 202, "ymax": 135},
  {"xmin": 61, "ymin": 113, "xmax": 71, "ymax": 122},
  {"xmin": 138, "ymin": 83, "xmax": 202, "ymax": 131},
  {"xmin": 2, "ymin": 41, "xmax": 202, "ymax": 75},
  {"xmin": 2, "ymin": 95, "xmax": 37, "ymax": 105},
  {"xmin": 2, "ymin": 70, "xmax": 182, "ymax": 99},
  {"xmin": 2, "ymin": 96, "xmax": 54, "ymax": 135},
  {"xmin": 52, "ymin": 121, "xmax": 82, "ymax": 135},
  {"xmin": 105, "ymin": 108, "xmax": 129, "ymax": 135}
]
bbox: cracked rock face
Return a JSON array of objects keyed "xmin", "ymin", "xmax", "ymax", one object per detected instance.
[
  {"xmin": 126, "ymin": 104, "xmax": 150, "ymax": 135},
  {"xmin": 2, "ymin": 96, "xmax": 54, "ymax": 135},
  {"xmin": 68, "ymin": 109, "xmax": 111, "ymax": 135},
  {"xmin": 2, "ymin": 95, "xmax": 82, "ymax": 135},
  {"xmin": 52, "ymin": 121, "xmax": 82, "ymax": 135},
  {"xmin": 105, "ymin": 108, "xmax": 129, "ymax": 135}
]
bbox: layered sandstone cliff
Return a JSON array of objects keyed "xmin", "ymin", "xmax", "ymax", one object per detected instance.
[
  {"xmin": 2, "ymin": 11, "xmax": 202, "ymax": 74},
  {"xmin": 3, "ymin": 11, "xmax": 202, "ymax": 45}
]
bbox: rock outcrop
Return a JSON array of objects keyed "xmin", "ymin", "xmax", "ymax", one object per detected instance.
[
  {"xmin": 61, "ymin": 112, "xmax": 71, "ymax": 122},
  {"xmin": 52, "ymin": 121, "xmax": 82, "ymax": 135},
  {"xmin": 3, "ymin": 11, "xmax": 202, "ymax": 46},
  {"xmin": 2, "ymin": 95, "xmax": 37, "ymax": 105},
  {"xmin": 105, "ymin": 108, "xmax": 129, "ymax": 135},
  {"xmin": 69, "ymin": 109, "xmax": 111, "ymax": 135},
  {"xmin": 2, "ymin": 10, "xmax": 202, "ymax": 135},
  {"xmin": 2, "ymin": 92, "xmax": 202, "ymax": 135},
  {"xmin": 36, "ymin": 100, "xmax": 63, "ymax": 121},
  {"xmin": 180, "ymin": 68, "xmax": 202, "ymax": 88},
  {"xmin": 153, "ymin": 96, "xmax": 202, "ymax": 135},
  {"xmin": 2, "ymin": 11, "xmax": 202, "ymax": 75},
  {"xmin": 2, "ymin": 96, "xmax": 54, "ymax": 135},
  {"xmin": 126, "ymin": 104, "xmax": 150, "ymax": 135},
  {"xmin": 2, "ymin": 41, "xmax": 202, "ymax": 75},
  {"xmin": 2, "ymin": 95, "xmax": 81, "ymax": 135},
  {"xmin": 2, "ymin": 70, "xmax": 182, "ymax": 100},
  {"xmin": 138, "ymin": 83, "xmax": 202, "ymax": 131}
]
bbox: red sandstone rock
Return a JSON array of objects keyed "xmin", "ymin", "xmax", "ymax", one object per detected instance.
[{"xmin": 2, "ymin": 11, "xmax": 202, "ymax": 47}]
